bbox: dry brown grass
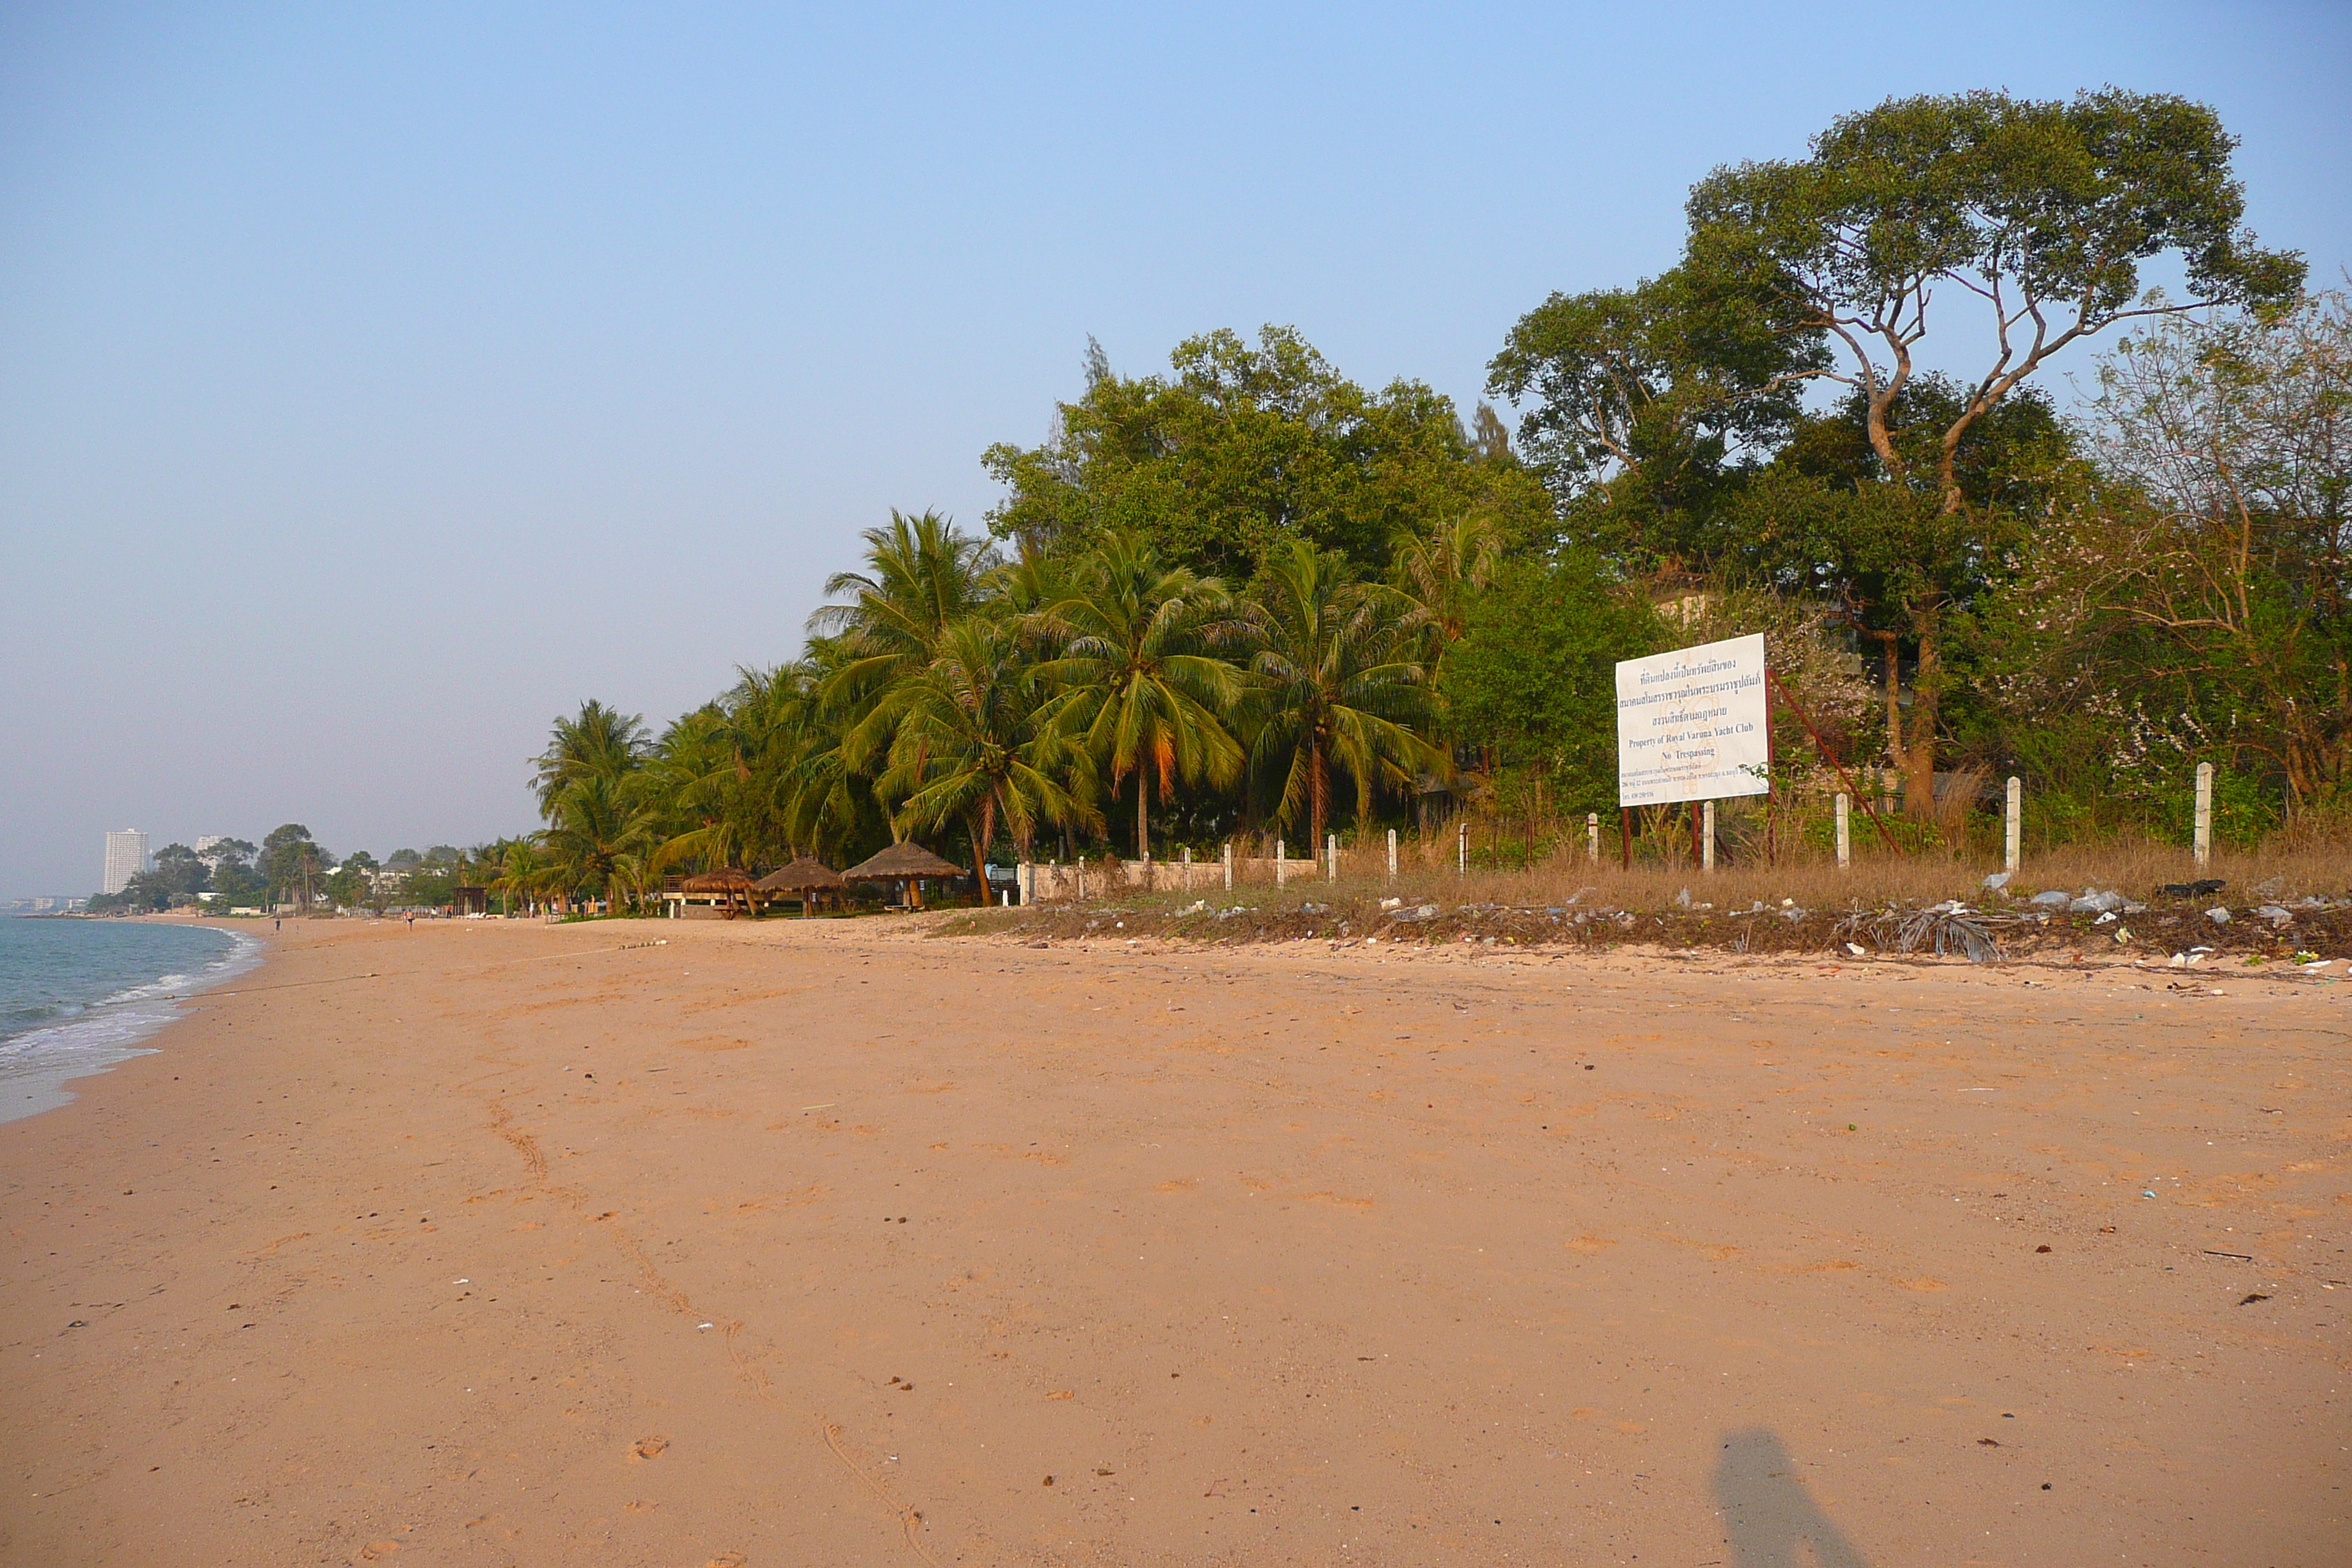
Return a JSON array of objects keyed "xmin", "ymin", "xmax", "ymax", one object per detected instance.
[
  {"xmin": 1275, "ymin": 832, "xmax": 2352, "ymax": 912},
  {"xmin": 936, "ymin": 832, "xmax": 2352, "ymax": 963}
]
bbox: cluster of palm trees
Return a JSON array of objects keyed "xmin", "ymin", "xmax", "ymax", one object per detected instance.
[{"xmin": 510, "ymin": 510, "xmax": 1501, "ymax": 909}]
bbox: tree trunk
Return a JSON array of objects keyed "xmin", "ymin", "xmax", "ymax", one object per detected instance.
[
  {"xmin": 1901, "ymin": 618, "xmax": 1940, "ymax": 819},
  {"xmin": 1136, "ymin": 771, "xmax": 1149, "ymax": 863},
  {"xmin": 970, "ymin": 796, "xmax": 997, "ymax": 908},
  {"xmin": 1874, "ymin": 629, "xmax": 1902, "ymax": 779},
  {"xmin": 1309, "ymin": 728, "xmax": 1328, "ymax": 852}
]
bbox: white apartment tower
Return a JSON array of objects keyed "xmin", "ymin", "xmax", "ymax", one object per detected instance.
[{"xmin": 103, "ymin": 829, "xmax": 149, "ymax": 894}]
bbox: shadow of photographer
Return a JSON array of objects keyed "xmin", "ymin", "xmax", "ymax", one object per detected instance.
[{"xmin": 1714, "ymin": 1426, "xmax": 1873, "ymax": 1568}]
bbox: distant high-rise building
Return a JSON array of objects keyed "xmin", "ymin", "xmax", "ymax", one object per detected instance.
[
  {"xmin": 103, "ymin": 829, "xmax": 149, "ymax": 894},
  {"xmin": 194, "ymin": 835, "xmax": 227, "ymax": 856}
]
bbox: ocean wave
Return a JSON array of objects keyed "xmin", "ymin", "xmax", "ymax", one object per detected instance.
[{"xmin": 0, "ymin": 929, "xmax": 263, "ymax": 1124}]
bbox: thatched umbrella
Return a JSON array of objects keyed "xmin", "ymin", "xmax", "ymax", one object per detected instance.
[
  {"xmin": 839, "ymin": 840, "xmax": 967, "ymax": 909},
  {"xmin": 754, "ymin": 856, "xmax": 845, "ymax": 917},
  {"xmin": 681, "ymin": 867, "xmax": 757, "ymax": 918}
]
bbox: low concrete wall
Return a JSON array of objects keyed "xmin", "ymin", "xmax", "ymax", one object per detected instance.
[{"xmin": 1018, "ymin": 857, "xmax": 1323, "ymax": 902}]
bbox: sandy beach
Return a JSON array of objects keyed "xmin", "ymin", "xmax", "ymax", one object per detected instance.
[{"xmin": 2, "ymin": 915, "xmax": 2345, "ymax": 1567}]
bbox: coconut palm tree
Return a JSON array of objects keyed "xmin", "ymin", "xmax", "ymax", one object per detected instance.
[
  {"xmin": 1242, "ymin": 539, "xmax": 1446, "ymax": 851},
  {"xmin": 878, "ymin": 617, "xmax": 1098, "ymax": 892},
  {"xmin": 644, "ymin": 703, "xmax": 769, "ymax": 875},
  {"xmin": 1390, "ymin": 511, "xmax": 1503, "ymax": 687},
  {"xmin": 809, "ymin": 510, "xmax": 998, "ymax": 777},
  {"xmin": 755, "ymin": 641, "xmax": 867, "ymax": 861},
  {"xmin": 608, "ymin": 849, "xmax": 668, "ymax": 917},
  {"xmin": 541, "ymin": 773, "xmax": 662, "ymax": 912},
  {"xmin": 1033, "ymin": 531, "xmax": 1247, "ymax": 860},
  {"xmin": 532, "ymin": 700, "xmax": 649, "ymax": 813},
  {"xmin": 487, "ymin": 840, "xmax": 548, "ymax": 916}
]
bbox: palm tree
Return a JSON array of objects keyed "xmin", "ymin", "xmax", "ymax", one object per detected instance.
[
  {"xmin": 878, "ymin": 617, "xmax": 1098, "ymax": 892},
  {"xmin": 1242, "ymin": 539, "xmax": 1446, "ymax": 851},
  {"xmin": 541, "ymin": 773, "xmax": 662, "ymax": 913},
  {"xmin": 532, "ymin": 701, "xmax": 649, "ymax": 814},
  {"xmin": 488, "ymin": 840, "xmax": 548, "ymax": 916},
  {"xmin": 1390, "ymin": 512, "xmax": 1503, "ymax": 687},
  {"xmin": 767, "ymin": 642, "xmax": 870, "ymax": 861},
  {"xmin": 608, "ymin": 849, "xmax": 668, "ymax": 917},
  {"xmin": 809, "ymin": 510, "xmax": 998, "ymax": 779},
  {"xmin": 644, "ymin": 703, "xmax": 768, "ymax": 875},
  {"xmin": 1033, "ymin": 531, "xmax": 1247, "ymax": 860}
]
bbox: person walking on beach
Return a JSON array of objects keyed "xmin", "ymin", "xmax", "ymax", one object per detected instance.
[
  {"xmin": 273, "ymin": 917, "xmax": 280, "ymax": 932},
  {"xmin": 405, "ymin": 913, "xmax": 414, "ymax": 930}
]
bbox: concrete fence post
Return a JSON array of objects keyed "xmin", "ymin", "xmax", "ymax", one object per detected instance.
[
  {"xmin": 1387, "ymin": 828, "xmax": 1398, "ymax": 881},
  {"xmin": 2194, "ymin": 761, "xmax": 2214, "ymax": 869},
  {"xmin": 1275, "ymin": 839, "xmax": 1287, "ymax": 889},
  {"xmin": 1183, "ymin": 845, "xmax": 1193, "ymax": 893},
  {"xmin": 2005, "ymin": 775, "xmax": 2021, "ymax": 873},
  {"xmin": 1457, "ymin": 821, "xmax": 1466, "ymax": 876},
  {"xmin": 1223, "ymin": 841, "xmax": 1234, "ymax": 891},
  {"xmin": 1325, "ymin": 833, "xmax": 1337, "ymax": 881},
  {"xmin": 1835, "ymin": 792, "xmax": 1851, "ymax": 870},
  {"xmin": 1587, "ymin": 813, "xmax": 1599, "ymax": 865},
  {"xmin": 1702, "ymin": 801, "xmax": 1716, "ymax": 872}
]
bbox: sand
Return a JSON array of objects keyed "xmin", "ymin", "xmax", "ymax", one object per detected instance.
[{"xmin": 1, "ymin": 915, "xmax": 2345, "ymax": 1567}]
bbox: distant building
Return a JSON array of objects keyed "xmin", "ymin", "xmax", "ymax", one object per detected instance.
[
  {"xmin": 103, "ymin": 829, "xmax": 149, "ymax": 894},
  {"xmin": 1, "ymin": 897, "xmax": 83, "ymax": 913},
  {"xmin": 194, "ymin": 835, "xmax": 227, "ymax": 856}
]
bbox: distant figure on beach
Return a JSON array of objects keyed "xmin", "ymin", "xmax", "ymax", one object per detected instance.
[
  {"xmin": 406, "ymin": 914, "xmax": 414, "ymax": 930},
  {"xmin": 273, "ymin": 917, "xmax": 280, "ymax": 932}
]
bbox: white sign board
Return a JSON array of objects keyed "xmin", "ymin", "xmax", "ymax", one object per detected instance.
[{"xmin": 1615, "ymin": 633, "xmax": 1770, "ymax": 807}]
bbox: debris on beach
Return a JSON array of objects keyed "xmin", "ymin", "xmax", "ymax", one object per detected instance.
[
  {"xmin": 1836, "ymin": 903, "xmax": 2005, "ymax": 964},
  {"xmin": 932, "ymin": 872, "xmax": 2347, "ymax": 966}
]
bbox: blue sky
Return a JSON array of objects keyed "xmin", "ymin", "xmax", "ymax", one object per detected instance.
[{"xmin": 3, "ymin": 1, "xmax": 2346, "ymax": 894}]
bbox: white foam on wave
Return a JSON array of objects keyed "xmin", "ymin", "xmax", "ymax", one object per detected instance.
[{"xmin": 0, "ymin": 929, "xmax": 265, "ymax": 1125}]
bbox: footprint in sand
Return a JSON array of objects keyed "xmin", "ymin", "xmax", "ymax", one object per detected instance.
[{"xmin": 632, "ymin": 1435, "xmax": 669, "ymax": 1460}]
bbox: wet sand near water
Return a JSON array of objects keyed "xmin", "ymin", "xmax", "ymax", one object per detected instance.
[{"xmin": 2, "ymin": 915, "xmax": 2346, "ymax": 1566}]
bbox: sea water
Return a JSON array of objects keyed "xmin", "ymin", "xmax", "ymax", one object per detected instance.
[{"xmin": 0, "ymin": 919, "xmax": 260, "ymax": 1123}]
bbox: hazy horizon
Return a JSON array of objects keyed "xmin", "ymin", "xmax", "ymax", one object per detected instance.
[{"xmin": 6, "ymin": 1, "xmax": 2348, "ymax": 897}]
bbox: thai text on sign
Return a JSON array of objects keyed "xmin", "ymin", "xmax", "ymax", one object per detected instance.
[{"xmin": 1615, "ymin": 633, "xmax": 1769, "ymax": 807}]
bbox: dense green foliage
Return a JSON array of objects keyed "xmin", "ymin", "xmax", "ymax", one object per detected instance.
[
  {"xmin": 464, "ymin": 88, "xmax": 2326, "ymax": 908},
  {"xmin": 1441, "ymin": 552, "xmax": 1661, "ymax": 810},
  {"xmin": 99, "ymin": 89, "xmax": 2337, "ymax": 915}
]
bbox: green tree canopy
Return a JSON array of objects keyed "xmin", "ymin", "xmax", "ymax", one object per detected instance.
[
  {"xmin": 1684, "ymin": 88, "xmax": 2303, "ymax": 516},
  {"xmin": 1441, "ymin": 553, "xmax": 1660, "ymax": 810},
  {"xmin": 1486, "ymin": 268, "xmax": 1823, "ymax": 564},
  {"xmin": 986, "ymin": 327, "xmax": 1549, "ymax": 578}
]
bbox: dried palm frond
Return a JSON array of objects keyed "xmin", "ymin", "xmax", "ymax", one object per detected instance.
[{"xmin": 1836, "ymin": 903, "xmax": 2005, "ymax": 965}]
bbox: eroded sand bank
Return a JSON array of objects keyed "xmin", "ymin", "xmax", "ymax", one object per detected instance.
[{"xmin": 2, "ymin": 916, "xmax": 2345, "ymax": 1566}]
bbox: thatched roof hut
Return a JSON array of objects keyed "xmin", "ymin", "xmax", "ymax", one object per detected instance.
[
  {"xmin": 840, "ymin": 840, "xmax": 966, "ymax": 908},
  {"xmin": 754, "ymin": 857, "xmax": 845, "ymax": 894},
  {"xmin": 840, "ymin": 841, "xmax": 964, "ymax": 881},
  {"xmin": 675, "ymin": 866, "xmax": 758, "ymax": 919}
]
